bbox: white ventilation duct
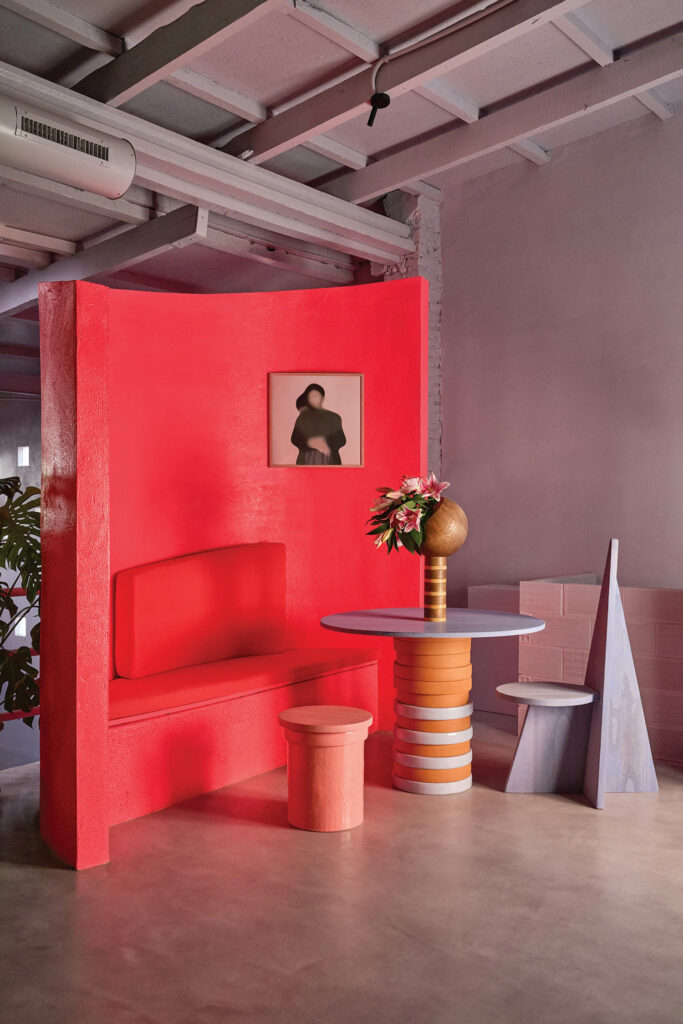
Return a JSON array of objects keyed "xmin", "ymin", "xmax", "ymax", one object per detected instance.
[{"xmin": 0, "ymin": 95, "xmax": 135, "ymax": 199}]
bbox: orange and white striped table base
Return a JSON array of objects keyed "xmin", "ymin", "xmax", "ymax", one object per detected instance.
[
  {"xmin": 320, "ymin": 607, "xmax": 546, "ymax": 798},
  {"xmin": 393, "ymin": 636, "xmax": 473, "ymax": 794}
]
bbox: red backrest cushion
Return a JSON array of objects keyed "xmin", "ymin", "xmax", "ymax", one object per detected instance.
[{"xmin": 115, "ymin": 543, "xmax": 286, "ymax": 679}]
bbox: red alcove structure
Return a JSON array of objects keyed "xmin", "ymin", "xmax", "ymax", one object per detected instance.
[{"xmin": 39, "ymin": 277, "xmax": 429, "ymax": 868}]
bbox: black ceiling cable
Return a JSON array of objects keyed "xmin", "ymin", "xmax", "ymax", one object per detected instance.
[{"xmin": 366, "ymin": 0, "xmax": 516, "ymax": 127}]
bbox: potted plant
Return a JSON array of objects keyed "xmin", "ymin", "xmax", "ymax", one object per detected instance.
[{"xmin": 0, "ymin": 476, "xmax": 40, "ymax": 730}]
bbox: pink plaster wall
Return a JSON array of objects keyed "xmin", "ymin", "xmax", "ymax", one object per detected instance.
[{"xmin": 440, "ymin": 115, "xmax": 683, "ymax": 600}]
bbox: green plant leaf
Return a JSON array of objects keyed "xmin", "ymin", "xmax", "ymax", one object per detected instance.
[{"xmin": 1, "ymin": 477, "xmax": 41, "ymax": 720}]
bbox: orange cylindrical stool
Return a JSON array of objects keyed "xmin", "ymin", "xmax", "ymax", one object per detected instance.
[
  {"xmin": 393, "ymin": 637, "xmax": 473, "ymax": 795},
  {"xmin": 278, "ymin": 706, "xmax": 373, "ymax": 831}
]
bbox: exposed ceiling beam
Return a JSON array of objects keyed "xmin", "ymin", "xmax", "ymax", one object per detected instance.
[
  {"xmin": 285, "ymin": 0, "xmax": 381, "ymax": 61},
  {"xmin": 508, "ymin": 138, "xmax": 550, "ymax": 165},
  {"xmin": 73, "ymin": 0, "xmax": 276, "ymax": 106},
  {"xmin": 0, "ymin": 241, "xmax": 50, "ymax": 270},
  {"xmin": 415, "ymin": 80, "xmax": 480, "ymax": 123},
  {"xmin": 0, "ymin": 224, "xmax": 76, "ymax": 256},
  {"xmin": 133, "ymin": 163, "xmax": 403, "ymax": 263},
  {"xmin": 322, "ymin": 29, "xmax": 683, "ymax": 203},
  {"xmin": 201, "ymin": 228, "xmax": 354, "ymax": 284},
  {"xmin": 636, "ymin": 89, "xmax": 674, "ymax": 121},
  {"xmin": 551, "ymin": 10, "xmax": 676, "ymax": 124},
  {"xmin": 1, "ymin": 0, "xmax": 123, "ymax": 56},
  {"xmin": 224, "ymin": 0, "xmax": 587, "ymax": 164},
  {"xmin": 0, "ymin": 205, "xmax": 209, "ymax": 317},
  {"xmin": 401, "ymin": 180, "xmax": 442, "ymax": 202},
  {"xmin": 0, "ymin": 162, "xmax": 152, "ymax": 225},
  {"xmin": 166, "ymin": 69, "xmax": 368, "ymax": 169},
  {"xmin": 0, "ymin": 268, "xmax": 16, "ymax": 282},
  {"xmin": 169, "ymin": 67, "xmax": 267, "ymax": 123},
  {"xmin": 0, "ymin": 60, "xmax": 413, "ymax": 263},
  {"xmin": 304, "ymin": 135, "xmax": 368, "ymax": 169},
  {"xmin": 0, "ymin": 373, "xmax": 40, "ymax": 396},
  {"xmin": 552, "ymin": 10, "xmax": 613, "ymax": 67},
  {"xmin": 284, "ymin": 12, "xmax": 541, "ymax": 181}
]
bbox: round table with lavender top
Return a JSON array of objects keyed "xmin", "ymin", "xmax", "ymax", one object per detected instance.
[{"xmin": 321, "ymin": 607, "xmax": 545, "ymax": 795}]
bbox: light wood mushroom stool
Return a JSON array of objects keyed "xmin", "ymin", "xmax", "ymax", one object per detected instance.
[
  {"xmin": 496, "ymin": 682, "xmax": 597, "ymax": 794},
  {"xmin": 278, "ymin": 706, "xmax": 373, "ymax": 831}
]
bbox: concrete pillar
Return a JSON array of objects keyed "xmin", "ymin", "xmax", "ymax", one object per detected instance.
[{"xmin": 382, "ymin": 191, "xmax": 443, "ymax": 476}]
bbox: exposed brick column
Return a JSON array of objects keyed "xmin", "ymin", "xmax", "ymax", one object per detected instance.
[{"xmin": 382, "ymin": 191, "xmax": 443, "ymax": 475}]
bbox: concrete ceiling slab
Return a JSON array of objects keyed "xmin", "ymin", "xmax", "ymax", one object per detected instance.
[
  {"xmin": 579, "ymin": 0, "xmax": 683, "ymax": 50},
  {"xmin": 39, "ymin": 0, "xmax": 196, "ymax": 39},
  {"xmin": 437, "ymin": 21, "xmax": 590, "ymax": 110},
  {"xmin": 532, "ymin": 96, "xmax": 653, "ymax": 150},
  {"xmin": 121, "ymin": 81, "xmax": 241, "ymax": 142},
  {"xmin": 189, "ymin": 9, "xmax": 360, "ymax": 108},
  {"xmin": 0, "ymin": 185, "xmax": 119, "ymax": 240},
  {"xmin": 262, "ymin": 144, "xmax": 341, "ymax": 185},
  {"xmin": 0, "ymin": 6, "xmax": 84, "ymax": 78},
  {"xmin": 310, "ymin": 0, "xmax": 468, "ymax": 47}
]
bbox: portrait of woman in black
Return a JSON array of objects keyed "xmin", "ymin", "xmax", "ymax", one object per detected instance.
[{"xmin": 290, "ymin": 383, "xmax": 347, "ymax": 465}]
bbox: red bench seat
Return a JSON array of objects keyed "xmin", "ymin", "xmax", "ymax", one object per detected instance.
[
  {"xmin": 107, "ymin": 543, "xmax": 379, "ymax": 825},
  {"xmin": 110, "ymin": 647, "xmax": 379, "ymax": 723}
]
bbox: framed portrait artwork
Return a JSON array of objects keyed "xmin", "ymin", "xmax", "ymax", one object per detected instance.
[{"xmin": 269, "ymin": 373, "xmax": 364, "ymax": 467}]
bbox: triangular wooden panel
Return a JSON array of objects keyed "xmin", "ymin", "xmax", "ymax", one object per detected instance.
[{"xmin": 583, "ymin": 539, "xmax": 659, "ymax": 809}]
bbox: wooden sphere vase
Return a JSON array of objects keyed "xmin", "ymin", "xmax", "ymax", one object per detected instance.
[{"xmin": 421, "ymin": 497, "xmax": 468, "ymax": 622}]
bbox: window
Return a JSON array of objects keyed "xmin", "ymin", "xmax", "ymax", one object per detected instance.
[
  {"xmin": 17, "ymin": 446, "xmax": 30, "ymax": 467},
  {"xmin": 14, "ymin": 618, "xmax": 27, "ymax": 638}
]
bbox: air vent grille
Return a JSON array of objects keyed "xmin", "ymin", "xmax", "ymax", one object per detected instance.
[{"xmin": 20, "ymin": 115, "xmax": 109, "ymax": 161}]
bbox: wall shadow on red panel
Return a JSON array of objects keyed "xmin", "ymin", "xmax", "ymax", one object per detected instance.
[{"xmin": 39, "ymin": 278, "xmax": 428, "ymax": 868}]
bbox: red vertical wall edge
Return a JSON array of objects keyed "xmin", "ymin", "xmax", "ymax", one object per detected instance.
[{"xmin": 39, "ymin": 281, "xmax": 112, "ymax": 869}]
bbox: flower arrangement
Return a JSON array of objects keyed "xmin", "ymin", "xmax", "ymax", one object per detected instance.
[{"xmin": 367, "ymin": 473, "xmax": 450, "ymax": 554}]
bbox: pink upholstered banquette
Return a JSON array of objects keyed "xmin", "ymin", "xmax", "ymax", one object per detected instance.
[{"xmin": 107, "ymin": 543, "xmax": 379, "ymax": 824}]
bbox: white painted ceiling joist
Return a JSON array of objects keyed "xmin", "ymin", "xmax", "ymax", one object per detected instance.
[
  {"xmin": 74, "ymin": 0, "xmax": 277, "ymax": 106},
  {"xmin": 1, "ymin": 0, "xmax": 123, "ymax": 56},
  {"xmin": 0, "ymin": 240, "xmax": 50, "ymax": 270},
  {"xmin": 202, "ymin": 209, "xmax": 358, "ymax": 273},
  {"xmin": 164, "ymin": 70, "xmax": 369, "ymax": 170},
  {"xmin": 414, "ymin": 81, "xmax": 479, "ymax": 123},
  {"xmin": 223, "ymin": 0, "xmax": 587, "ymax": 164},
  {"xmin": 0, "ymin": 61, "xmax": 413, "ymax": 263},
  {"xmin": 552, "ymin": 10, "xmax": 613, "ymax": 67},
  {"xmin": 168, "ymin": 67, "xmax": 268, "ymax": 123},
  {"xmin": 508, "ymin": 138, "xmax": 550, "ymax": 165},
  {"xmin": 201, "ymin": 228, "xmax": 354, "ymax": 284},
  {"xmin": 322, "ymin": 29, "xmax": 683, "ymax": 204},
  {"xmin": 304, "ymin": 136, "xmax": 368, "ymax": 169},
  {"xmin": 636, "ymin": 89, "xmax": 674, "ymax": 121},
  {"xmin": 0, "ymin": 205, "xmax": 209, "ymax": 317},
  {"xmin": 0, "ymin": 224, "xmax": 76, "ymax": 256},
  {"xmin": 0, "ymin": 162, "xmax": 152, "ymax": 225},
  {"xmin": 285, "ymin": 0, "xmax": 380, "ymax": 62}
]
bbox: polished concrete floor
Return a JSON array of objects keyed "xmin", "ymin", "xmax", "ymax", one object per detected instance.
[{"xmin": 1, "ymin": 716, "xmax": 682, "ymax": 1024}]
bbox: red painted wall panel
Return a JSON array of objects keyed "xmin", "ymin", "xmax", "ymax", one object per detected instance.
[
  {"xmin": 106, "ymin": 279, "xmax": 428, "ymax": 727},
  {"xmin": 39, "ymin": 277, "xmax": 428, "ymax": 867}
]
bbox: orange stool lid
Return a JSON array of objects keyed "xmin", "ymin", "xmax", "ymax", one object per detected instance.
[{"xmin": 278, "ymin": 705, "xmax": 373, "ymax": 734}]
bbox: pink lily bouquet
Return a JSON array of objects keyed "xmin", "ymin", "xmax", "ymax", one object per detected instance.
[{"xmin": 368, "ymin": 473, "xmax": 450, "ymax": 555}]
